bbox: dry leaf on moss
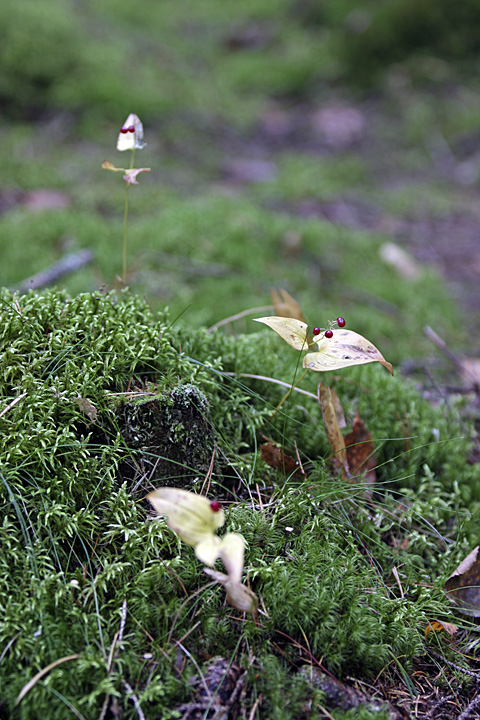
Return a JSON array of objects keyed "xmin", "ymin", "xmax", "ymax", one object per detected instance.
[
  {"xmin": 261, "ymin": 441, "xmax": 303, "ymax": 478},
  {"xmin": 271, "ymin": 289, "xmax": 306, "ymax": 322},
  {"xmin": 425, "ymin": 620, "xmax": 458, "ymax": 639},
  {"xmin": 344, "ymin": 411, "xmax": 377, "ymax": 487},
  {"xmin": 318, "ymin": 383, "xmax": 348, "ymax": 476},
  {"xmin": 445, "ymin": 546, "xmax": 480, "ymax": 617}
]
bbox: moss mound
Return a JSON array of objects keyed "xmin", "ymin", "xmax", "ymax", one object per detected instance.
[{"xmin": 1, "ymin": 289, "xmax": 478, "ymax": 719}]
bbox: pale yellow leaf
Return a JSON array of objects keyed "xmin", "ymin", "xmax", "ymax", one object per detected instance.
[
  {"xmin": 147, "ymin": 488, "xmax": 225, "ymax": 547},
  {"xmin": 304, "ymin": 329, "xmax": 393, "ymax": 374},
  {"xmin": 204, "ymin": 569, "xmax": 258, "ymax": 615},
  {"xmin": 218, "ymin": 532, "xmax": 245, "ymax": 584},
  {"xmin": 254, "ymin": 316, "xmax": 309, "ymax": 351}
]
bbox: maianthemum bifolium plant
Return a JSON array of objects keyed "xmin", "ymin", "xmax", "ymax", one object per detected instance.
[
  {"xmin": 102, "ymin": 113, "xmax": 150, "ymax": 285},
  {"xmin": 1, "ymin": 289, "xmax": 479, "ymax": 720}
]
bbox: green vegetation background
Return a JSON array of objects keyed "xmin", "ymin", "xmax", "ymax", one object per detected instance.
[{"xmin": 1, "ymin": 1, "xmax": 480, "ymax": 718}]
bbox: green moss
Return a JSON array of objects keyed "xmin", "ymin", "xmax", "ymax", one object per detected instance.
[{"xmin": 0, "ymin": 289, "xmax": 478, "ymax": 718}]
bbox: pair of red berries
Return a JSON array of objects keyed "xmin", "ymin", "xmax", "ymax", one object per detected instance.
[
  {"xmin": 312, "ymin": 317, "xmax": 345, "ymax": 339},
  {"xmin": 120, "ymin": 125, "xmax": 136, "ymax": 134}
]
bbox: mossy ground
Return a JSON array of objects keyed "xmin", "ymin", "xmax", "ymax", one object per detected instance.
[
  {"xmin": 1, "ymin": 289, "xmax": 479, "ymax": 719},
  {"xmin": 2, "ymin": 1, "xmax": 480, "ymax": 717}
]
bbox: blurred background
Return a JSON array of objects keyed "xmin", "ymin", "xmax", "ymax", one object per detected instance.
[{"xmin": 1, "ymin": 0, "xmax": 480, "ymax": 366}]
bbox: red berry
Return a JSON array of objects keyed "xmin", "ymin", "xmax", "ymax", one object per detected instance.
[
  {"xmin": 120, "ymin": 127, "xmax": 128, "ymax": 134},
  {"xmin": 337, "ymin": 317, "xmax": 346, "ymax": 327},
  {"xmin": 312, "ymin": 327, "xmax": 321, "ymax": 336},
  {"xmin": 210, "ymin": 500, "xmax": 221, "ymax": 512},
  {"xmin": 325, "ymin": 329, "xmax": 333, "ymax": 338},
  {"xmin": 128, "ymin": 125, "xmax": 135, "ymax": 133}
]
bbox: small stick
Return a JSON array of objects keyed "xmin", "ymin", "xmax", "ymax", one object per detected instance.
[
  {"xmin": 0, "ymin": 392, "xmax": 27, "ymax": 419},
  {"xmin": 15, "ymin": 250, "xmax": 93, "ymax": 293},
  {"xmin": 423, "ymin": 326, "xmax": 463, "ymax": 370}
]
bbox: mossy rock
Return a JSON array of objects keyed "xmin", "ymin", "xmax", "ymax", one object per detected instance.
[{"xmin": 0, "ymin": 289, "xmax": 478, "ymax": 719}]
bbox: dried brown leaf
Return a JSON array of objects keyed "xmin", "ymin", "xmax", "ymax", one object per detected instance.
[
  {"xmin": 261, "ymin": 442, "xmax": 302, "ymax": 478},
  {"xmin": 425, "ymin": 620, "xmax": 458, "ymax": 639},
  {"xmin": 271, "ymin": 289, "xmax": 306, "ymax": 322},
  {"xmin": 445, "ymin": 546, "xmax": 480, "ymax": 616},
  {"xmin": 344, "ymin": 411, "xmax": 376, "ymax": 487},
  {"xmin": 318, "ymin": 383, "xmax": 348, "ymax": 476}
]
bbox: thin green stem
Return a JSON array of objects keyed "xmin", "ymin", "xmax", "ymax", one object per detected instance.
[
  {"xmin": 272, "ymin": 368, "xmax": 309, "ymax": 418},
  {"xmin": 121, "ymin": 149, "xmax": 136, "ymax": 285}
]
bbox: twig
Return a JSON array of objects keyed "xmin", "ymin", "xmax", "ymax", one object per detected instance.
[
  {"xmin": 458, "ymin": 692, "xmax": 480, "ymax": 720},
  {"xmin": 207, "ymin": 306, "xmax": 273, "ymax": 333},
  {"xmin": 428, "ymin": 650, "xmax": 480, "ymax": 679},
  {"xmin": 0, "ymin": 392, "xmax": 27, "ymax": 419},
  {"xmin": 423, "ymin": 326, "xmax": 463, "ymax": 370},
  {"xmin": 15, "ymin": 250, "xmax": 93, "ymax": 292},
  {"xmin": 222, "ymin": 373, "xmax": 317, "ymax": 400},
  {"xmin": 15, "ymin": 654, "xmax": 80, "ymax": 705},
  {"xmin": 122, "ymin": 680, "xmax": 145, "ymax": 720}
]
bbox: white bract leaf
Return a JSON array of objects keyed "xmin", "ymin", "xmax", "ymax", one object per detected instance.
[{"xmin": 117, "ymin": 113, "xmax": 146, "ymax": 151}]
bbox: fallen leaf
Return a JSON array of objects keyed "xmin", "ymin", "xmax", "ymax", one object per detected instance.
[
  {"xmin": 344, "ymin": 411, "xmax": 376, "ymax": 487},
  {"xmin": 261, "ymin": 442, "xmax": 302, "ymax": 478},
  {"xmin": 379, "ymin": 242, "xmax": 422, "ymax": 280},
  {"xmin": 318, "ymin": 384, "xmax": 348, "ymax": 476},
  {"xmin": 123, "ymin": 167, "xmax": 151, "ymax": 185},
  {"xmin": 445, "ymin": 546, "xmax": 480, "ymax": 616},
  {"xmin": 425, "ymin": 620, "xmax": 458, "ymax": 639},
  {"xmin": 304, "ymin": 329, "xmax": 393, "ymax": 374},
  {"xmin": 74, "ymin": 396, "xmax": 98, "ymax": 423},
  {"xmin": 271, "ymin": 289, "xmax": 306, "ymax": 323}
]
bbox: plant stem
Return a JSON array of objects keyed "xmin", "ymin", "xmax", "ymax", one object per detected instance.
[
  {"xmin": 122, "ymin": 149, "xmax": 136, "ymax": 285},
  {"xmin": 272, "ymin": 368, "xmax": 309, "ymax": 418}
]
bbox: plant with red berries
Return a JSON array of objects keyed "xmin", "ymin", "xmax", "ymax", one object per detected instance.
[
  {"xmin": 102, "ymin": 113, "xmax": 150, "ymax": 284},
  {"xmin": 254, "ymin": 314, "xmax": 392, "ymax": 374}
]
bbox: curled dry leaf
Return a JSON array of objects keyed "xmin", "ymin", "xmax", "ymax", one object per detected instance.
[
  {"xmin": 445, "ymin": 546, "xmax": 480, "ymax": 617},
  {"xmin": 261, "ymin": 441, "xmax": 303, "ymax": 478},
  {"xmin": 344, "ymin": 411, "xmax": 377, "ymax": 487},
  {"xmin": 74, "ymin": 396, "xmax": 98, "ymax": 424},
  {"xmin": 271, "ymin": 289, "xmax": 306, "ymax": 322},
  {"xmin": 425, "ymin": 620, "xmax": 458, "ymax": 639},
  {"xmin": 318, "ymin": 384, "xmax": 348, "ymax": 476}
]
